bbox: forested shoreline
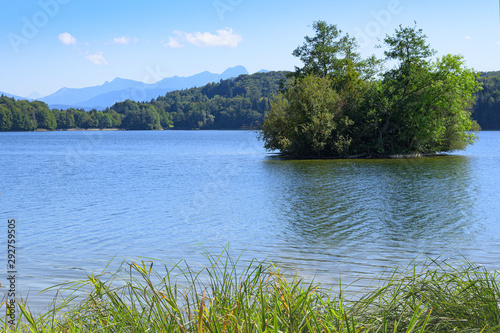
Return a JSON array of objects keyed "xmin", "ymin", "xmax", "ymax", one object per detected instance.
[
  {"xmin": 1, "ymin": 69, "xmax": 499, "ymax": 132},
  {"xmin": 475, "ymin": 70, "xmax": 500, "ymax": 130},
  {"xmin": 0, "ymin": 71, "xmax": 286, "ymax": 132}
]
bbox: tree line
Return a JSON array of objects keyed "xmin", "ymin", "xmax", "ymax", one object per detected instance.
[
  {"xmin": 0, "ymin": 71, "xmax": 286, "ymax": 132},
  {"xmin": 0, "ymin": 95, "xmax": 169, "ymax": 131},
  {"xmin": 0, "ymin": 64, "xmax": 499, "ymax": 134},
  {"xmin": 474, "ymin": 71, "xmax": 500, "ymax": 130}
]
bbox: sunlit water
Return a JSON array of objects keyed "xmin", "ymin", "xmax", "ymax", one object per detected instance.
[{"xmin": 1, "ymin": 130, "xmax": 499, "ymax": 311}]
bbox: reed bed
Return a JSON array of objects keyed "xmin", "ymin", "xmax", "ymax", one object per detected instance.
[{"xmin": 3, "ymin": 250, "xmax": 500, "ymax": 332}]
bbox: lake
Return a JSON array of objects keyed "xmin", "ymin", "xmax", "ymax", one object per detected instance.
[{"xmin": 1, "ymin": 130, "xmax": 500, "ymax": 310}]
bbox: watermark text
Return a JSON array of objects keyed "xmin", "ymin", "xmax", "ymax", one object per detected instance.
[{"xmin": 8, "ymin": 0, "xmax": 71, "ymax": 54}]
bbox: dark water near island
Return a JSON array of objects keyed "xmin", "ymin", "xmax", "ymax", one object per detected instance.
[{"xmin": 1, "ymin": 130, "xmax": 500, "ymax": 310}]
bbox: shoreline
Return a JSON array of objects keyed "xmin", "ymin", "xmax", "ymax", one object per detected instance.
[
  {"xmin": 5, "ymin": 254, "xmax": 498, "ymax": 332},
  {"xmin": 31, "ymin": 128, "xmax": 123, "ymax": 132},
  {"xmin": 63, "ymin": 128, "xmax": 122, "ymax": 131},
  {"xmin": 269, "ymin": 152, "xmax": 446, "ymax": 160}
]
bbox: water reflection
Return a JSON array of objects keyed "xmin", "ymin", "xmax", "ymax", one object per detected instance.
[
  {"xmin": 1, "ymin": 131, "xmax": 498, "ymax": 309},
  {"xmin": 262, "ymin": 156, "xmax": 479, "ymax": 271}
]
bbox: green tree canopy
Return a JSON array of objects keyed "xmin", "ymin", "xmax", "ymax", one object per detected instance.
[
  {"xmin": 292, "ymin": 21, "xmax": 381, "ymax": 92},
  {"xmin": 472, "ymin": 71, "xmax": 500, "ymax": 130},
  {"xmin": 33, "ymin": 102, "xmax": 57, "ymax": 130},
  {"xmin": 372, "ymin": 25, "xmax": 479, "ymax": 154},
  {"xmin": 262, "ymin": 22, "xmax": 481, "ymax": 158},
  {"xmin": 261, "ymin": 75, "xmax": 353, "ymax": 157},
  {"xmin": 0, "ymin": 104, "xmax": 13, "ymax": 131}
]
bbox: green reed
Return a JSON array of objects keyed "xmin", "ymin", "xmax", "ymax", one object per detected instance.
[{"xmin": 3, "ymin": 250, "xmax": 500, "ymax": 332}]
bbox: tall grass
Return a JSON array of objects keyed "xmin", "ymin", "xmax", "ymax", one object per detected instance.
[{"xmin": 3, "ymin": 250, "xmax": 500, "ymax": 332}]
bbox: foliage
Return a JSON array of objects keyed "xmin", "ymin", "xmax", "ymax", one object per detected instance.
[
  {"xmin": 474, "ymin": 71, "xmax": 500, "ymax": 130},
  {"xmin": 262, "ymin": 23, "xmax": 482, "ymax": 157},
  {"xmin": 0, "ymin": 71, "xmax": 286, "ymax": 131},
  {"xmin": 292, "ymin": 21, "xmax": 381, "ymax": 91},
  {"xmin": 261, "ymin": 75, "xmax": 353, "ymax": 157},
  {"xmin": 370, "ymin": 26, "xmax": 481, "ymax": 155},
  {"xmin": 153, "ymin": 71, "xmax": 287, "ymax": 129},
  {"xmin": 4, "ymin": 251, "xmax": 500, "ymax": 332},
  {"xmin": 0, "ymin": 104, "xmax": 13, "ymax": 131},
  {"xmin": 1, "ymin": 59, "xmax": 497, "ymax": 135},
  {"xmin": 33, "ymin": 101, "xmax": 57, "ymax": 131},
  {"xmin": 0, "ymin": 96, "xmax": 37, "ymax": 131}
]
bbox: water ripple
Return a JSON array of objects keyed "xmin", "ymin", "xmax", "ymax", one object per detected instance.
[{"xmin": 0, "ymin": 131, "xmax": 499, "ymax": 309}]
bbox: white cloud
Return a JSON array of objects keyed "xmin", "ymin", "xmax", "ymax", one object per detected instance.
[
  {"xmin": 85, "ymin": 52, "xmax": 108, "ymax": 65},
  {"xmin": 464, "ymin": 36, "xmax": 473, "ymax": 40},
  {"xmin": 113, "ymin": 36, "xmax": 131, "ymax": 45},
  {"xmin": 185, "ymin": 28, "xmax": 242, "ymax": 47},
  {"xmin": 58, "ymin": 32, "xmax": 77, "ymax": 45},
  {"xmin": 164, "ymin": 36, "xmax": 185, "ymax": 48},
  {"xmin": 496, "ymin": 41, "xmax": 500, "ymax": 44},
  {"xmin": 165, "ymin": 28, "xmax": 242, "ymax": 48}
]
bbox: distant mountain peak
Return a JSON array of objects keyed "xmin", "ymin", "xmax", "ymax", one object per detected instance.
[
  {"xmin": 37, "ymin": 66, "xmax": 250, "ymax": 110},
  {"xmin": 0, "ymin": 91, "xmax": 26, "ymax": 100},
  {"xmin": 27, "ymin": 91, "xmax": 41, "ymax": 99},
  {"xmin": 222, "ymin": 65, "xmax": 249, "ymax": 77},
  {"xmin": 110, "ymin": 77, "xmax": 129, "ymax": 83}
]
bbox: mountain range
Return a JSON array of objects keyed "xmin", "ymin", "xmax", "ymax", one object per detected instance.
[
  {"xmin": 0, "ymin": 92, "xmax": 25, "ymax": 100},
  {"xmin": 1, "ymin": 66, "xmax": 257, "ymax": 111}
]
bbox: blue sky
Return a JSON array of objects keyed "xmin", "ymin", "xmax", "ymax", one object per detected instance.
[{"xmin": 1, "ymin": 0, "xmax": 499, "ymax": 97}]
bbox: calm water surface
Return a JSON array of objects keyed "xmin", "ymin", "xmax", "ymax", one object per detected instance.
[{"xmin": 1, "ymin": 130, "xmax": 499, "ymax": 309}]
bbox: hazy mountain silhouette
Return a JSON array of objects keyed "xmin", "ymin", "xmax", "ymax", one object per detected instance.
[
  {"xmin": 38, "ymin": 66, "xmax": 249, "ymax": 110},
  {"xmin": 0, "ymin": 91, "xmax": 25, "ymax": 100}
]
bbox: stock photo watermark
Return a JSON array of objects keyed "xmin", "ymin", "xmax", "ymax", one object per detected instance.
[
  {"xmin": 5, "ymin": 219, "xmax": 17, "ymax": 329},
  {"xmin": 213, "ymin": 0, "xmax": 243, "ymax": 21},
  {"xmin": 119, "ymin": 65, "xmax": 172, "ymax": 103},
  {"xmin": 8, "ymin": 0, "xmax": 71, "ymax": 54},
  {"xmin": 46, "ymin": 130, "xmax": 105, "ymax": 188},
  {"xmin": 354, "ymin": 0, "xmax": 407, "ymax": 49},
  {"xmin": 179, "ymin": 133, "xmax": 262, "ymax": 223},
  {"xmin": 63, "ymin": 131, "xmax": 104, "ymax": 168}
]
